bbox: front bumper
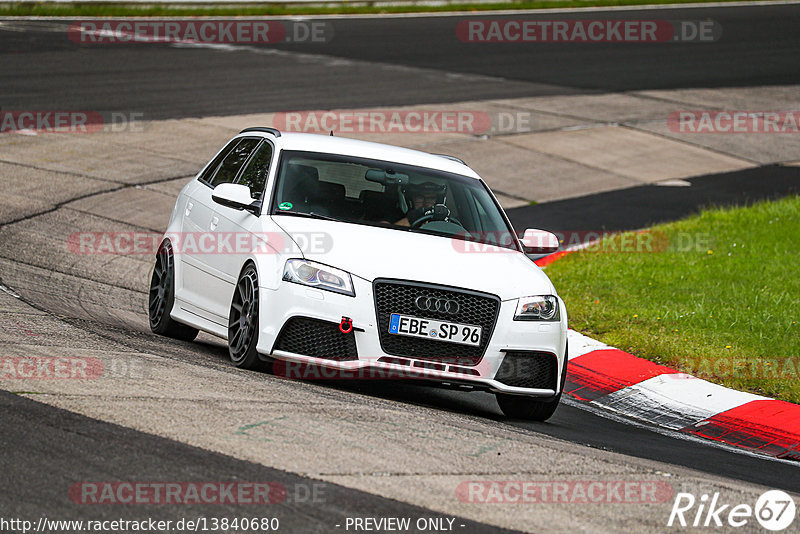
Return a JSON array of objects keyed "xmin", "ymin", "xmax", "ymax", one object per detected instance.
[{"xmin": 255, "ymin": 277, "xmax": 568, "ymax": 397}]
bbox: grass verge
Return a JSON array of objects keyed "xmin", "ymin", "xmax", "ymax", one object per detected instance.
[
  {"xmin": 0, "ymin": 0, "xmax": 764, "ymax": 17},
  {"xmin": 546, "ymin": 195, "xmax": 800, "ymax": 404}
]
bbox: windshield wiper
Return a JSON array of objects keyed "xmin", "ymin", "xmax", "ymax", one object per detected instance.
[{"xmin": 272, "ymin": 210, "xmax": 343, "ymax": 223}]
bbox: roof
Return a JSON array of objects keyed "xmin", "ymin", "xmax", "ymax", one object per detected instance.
[{"xmin": 238, "ymin": 130, "xmax": 481, "ymax": 180}]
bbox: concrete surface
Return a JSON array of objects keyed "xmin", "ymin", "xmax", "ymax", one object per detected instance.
[
  {"xmin": 3, "ymin": 84, "xmax": 798, "ymax": 210},
  {"xmin": 2, "ymin": 84, "xmax": 800, "ymax": 532}
]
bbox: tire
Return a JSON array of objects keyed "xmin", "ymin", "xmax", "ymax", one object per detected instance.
[
  {"xmin": 148, "ymin": 241, "xmax": 199, "ymax": 342},
  {"xmin": 228, "ymin": 264, "xmax": 263, "ymax": 370},
  {"xmin": 496, "ymin": 342, "xmax": 569, "ymax": 422},
  {"xmin": 496, "ymin": 392, "xmax": 561, "ymax": 421}
]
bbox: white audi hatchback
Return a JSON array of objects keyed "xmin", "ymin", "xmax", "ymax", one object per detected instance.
[{"xmin": 149, "ymin": 128, "xmax": 568, "ymax": 420}]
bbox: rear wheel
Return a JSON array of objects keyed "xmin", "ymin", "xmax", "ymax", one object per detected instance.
[
  {"xmin": 228, "ymin": 264, "xmax": 263, "ymax": 370},
  {"xmin": 496, "ymin": 343, "xmax": 568, "ymax": 421},
  {"xmin": 148, "ymin": 241, "xmax": 199, "ymax": 342}
]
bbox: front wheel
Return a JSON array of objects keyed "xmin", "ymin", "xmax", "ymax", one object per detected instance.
[
  {"xmin": 496, "ymin": 392, "xmax": 561, "ymax": 421},
  {"xmin": 148, "ymin": 242, "xmax": 199, "ymax": 342},
  {"xmin": 496, "ymin": 343, "xmax": 568, "ymax": 421},
  {"xmin": 228, "ymin": 264, "xmax": 263, "ymax": 370}
]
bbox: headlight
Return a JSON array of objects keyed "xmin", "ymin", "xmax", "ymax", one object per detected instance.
[
  {"xmin": 514, "ymin": 295, "xmax": 559, "ymax": 321},
  {"xmin": 283, "ymin": 259, "xmax": 355, "ymax": 297}
]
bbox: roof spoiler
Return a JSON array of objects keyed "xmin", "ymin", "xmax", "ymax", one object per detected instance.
[
  {"xmin": 432, "ymin": 153, "xmax": 466, "ymax": 166},
  {"xmin": 239, "ymin": 127, "xmax": 281, "ymax": 137}
]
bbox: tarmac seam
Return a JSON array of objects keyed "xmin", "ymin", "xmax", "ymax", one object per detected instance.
[
  {"xmin": 0, "ymin": 255, "xmax": 146, "ymax": 294},
  {"xmin": 617, "ymin": 123, "xmax": 763, "ymax": 165},
  {"xmin": 0, "ymin": 172, "xmax": 197, "ymax": 229},
  {"xmin": 492, "ymin": 136, "xmax": 641, "ymax": 185},
  {"xmin": 62, "ymin": 205, "xmax": 163, "ymax": 234},
  {"xmin": 0, "ymin": 156, "xmax": 116, "ymax": 183}
]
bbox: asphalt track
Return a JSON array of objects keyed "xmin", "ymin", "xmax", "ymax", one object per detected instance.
[
  {"xmin": 1, "ymin": 3, "xmax": 799, "ymax": 119},
  {"xmin": 2, "ymin": 4, "xmax": 800, "ymax": 531},
  {"xmin": 0, "ymin": 390, "xmax": 512, "ymax": 533},
  {"xmin": 1, "ymin": 164, "xmax": 798, "ymax": 528},
  {"xmin": 2, "ymin": 161, "xmax": 795, "ymax": 494}
]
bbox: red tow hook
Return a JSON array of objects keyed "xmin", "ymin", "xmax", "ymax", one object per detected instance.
[{"xmin": 339, "ymin": 317, "xmax": 353, "ymax": 334}]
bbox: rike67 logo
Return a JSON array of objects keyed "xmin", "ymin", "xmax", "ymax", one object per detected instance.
[{"xmin": 668, "ymin": 490, "xmax": 796, "ymax": 531}]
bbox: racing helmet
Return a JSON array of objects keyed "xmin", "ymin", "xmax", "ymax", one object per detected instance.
[
  {"xmin": 400, "ymin": 181, "xmax": 447, "ymax": 211},
  {"xmin": 399, "ymin": 181, "xmax": 447, "ymax": 224}
]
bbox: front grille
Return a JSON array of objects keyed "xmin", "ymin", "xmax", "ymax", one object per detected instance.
[
  {"xmin": 373, "ymin": 279, "xmax": 500, "ymax": 366},
  {"xmin": 273, "ymin": 317, "xmax": 358, "ymax": 361},
  {"xmin": 495, "ymin": 351, "xmax": 558, "ymax": 389}
]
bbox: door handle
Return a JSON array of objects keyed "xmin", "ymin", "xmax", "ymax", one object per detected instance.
[
  {"xmin": 185, "ymin": 202, "xmax": 194, "ymax": 216},
  {"xmin": 210, "ymin": 216, "xmax": 219, "ymax": 231}
]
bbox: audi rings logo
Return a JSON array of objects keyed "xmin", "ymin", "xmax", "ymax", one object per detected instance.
[{"xmin": 415, "ymin": 296, "xmax": 460, "ymax": 314}]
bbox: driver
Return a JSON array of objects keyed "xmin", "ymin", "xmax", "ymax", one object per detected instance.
[{"xmin": 395, "ymin": 181, "xmax": 447, "ymax": 227}]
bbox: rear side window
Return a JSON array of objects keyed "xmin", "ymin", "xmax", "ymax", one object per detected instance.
[
  {"xmin": 198, "ymin": 139, "xmax": 240, "ymax": 184},
  {"xmin": 207, "ymin": 138, "xmax": 260, "ymax": 187},
  {"xmin": 236, "ymin": 141, "xmax": 273, "ymax": 199}
]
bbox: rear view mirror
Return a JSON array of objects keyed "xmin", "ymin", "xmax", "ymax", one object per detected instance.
[
  {"xmin": 521, "ymin": 229, "xmax": 559, "ymax": 254},
  {"xmin": 365, "ymin": 168, "xmax": 409, "ymax": 186}
]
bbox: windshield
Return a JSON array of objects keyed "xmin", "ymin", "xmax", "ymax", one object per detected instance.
[{"xmin": 270, "ymin": 150, "xmax": 520, "ymax": 251}]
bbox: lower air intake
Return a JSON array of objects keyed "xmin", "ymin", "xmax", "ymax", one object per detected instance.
[
  {"xmin": 495, "ymin": 351, "xmax": 558, "ymax": 389},
  {"xmin": 273, "ymin": 317, "xmax": 358, "ymax": 361}
]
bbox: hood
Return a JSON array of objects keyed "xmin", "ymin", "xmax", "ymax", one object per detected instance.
[{"xmin": 272, "ymin": 216, "xmax": 556, "ymax": 301}]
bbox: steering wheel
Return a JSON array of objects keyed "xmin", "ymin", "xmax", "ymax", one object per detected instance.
[{"xmin": 410, "ymin": 204, "xmax": 463, "ymax": 229}]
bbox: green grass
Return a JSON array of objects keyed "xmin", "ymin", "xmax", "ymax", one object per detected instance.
[
  {"xmin": 546, "ymin": 195, "xmax": 800, "ymax": 404},
  {"xmin": 0, "ymin": 0, "xmax": 764, "ymax": 17}
]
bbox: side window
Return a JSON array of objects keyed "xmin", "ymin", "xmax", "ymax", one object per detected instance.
[
  {"xmin": 208, "ymin": 138, "xmax": 260, "ymax": 187},
  {"xmin": 198, "ymin": 139, "xmax": 240, "ymax": 184},
  {"xmin": 236, "ymin": 141, "xmax": 273, "ymax": 199}
]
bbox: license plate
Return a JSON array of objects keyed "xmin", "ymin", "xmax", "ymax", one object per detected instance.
[{"xmin": 388, "ymin": 313, "xmax": 482, "ymax": 346}]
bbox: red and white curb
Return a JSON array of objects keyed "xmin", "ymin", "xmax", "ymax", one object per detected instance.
[{"xmin": 564, "ymin": 330, "xmax": 800, "ymax": 460}]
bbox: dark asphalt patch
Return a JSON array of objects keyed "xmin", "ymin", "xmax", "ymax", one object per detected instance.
[
  {"xmin": 506, "ymin": 164, "xmax": 800, "ymax": 233},
  {"xmin": 0, "ymin": 390, "xmax": 515, "ymax": 533}
]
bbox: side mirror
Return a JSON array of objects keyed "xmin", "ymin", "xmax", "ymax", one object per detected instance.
[
  {"xmin": 521, "ymin": 229, "xmax": 559, "ymax": 254},
  {"xmin": 212, "ymin": 183, "xmax": 261, "ymax": 215}
]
